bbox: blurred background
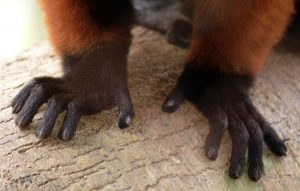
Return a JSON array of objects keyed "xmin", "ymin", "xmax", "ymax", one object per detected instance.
[{"xmin": 0, "ymin": 0, "xmax": 45, "ymax": 62}]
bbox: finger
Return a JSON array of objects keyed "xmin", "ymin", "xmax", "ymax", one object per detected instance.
[
  {"xmin": 12, "ymin": 77, "xmax": 61, "ymax": 114},
  {"xmin": 227, "ymin": 108, "xmax": 249, "ymax": 179},
  {"xmin": 15, "ymin": 83, "xmax": 60, "ymax": 128},
  {"xmin": 235, "ymin": 103, "xmax": 264, "ymax": 181},
  {"xmin": 36, "ymin": 94, "xmax": 69, "ymax": 139},
  {"xmin": 162, "ymin": 84, "xmax": 185, "ymax": 113},
  {"xmin": 118, "ymin": 103, "xmax": 134, "ymax": 130},
  {"xmin": 202, "ymin": 105, "xmax": 228, "ymax": 160},
  {"xmin": 116, "ymin": 90, "xmax": 135, "ymax": 129},
  {"xmin": 245, "ymin": 99, "xmax": 287, "ymax": 156},
  {"xmin": 12, "ymin": 80, "xmax": 37, "ymax": 114},
  {"xmin": 57, "ymin": 102, "xmax": 82, "ymax": 141},
  {"xmin": 118, "ymin": 108, "xmax": 134, "ymax": 129}
]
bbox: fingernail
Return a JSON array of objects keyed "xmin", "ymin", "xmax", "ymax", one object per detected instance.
[
  {"xmin": 125, "ymin": 116, "xmax": 131, "ymax": 126},
  {"xmin": 207, "ymin": 146, "xmax": 218, "ymax": 160},
  {"xmin": 166, "ymin": 99, "xmax": 175, "ymax": 107}
]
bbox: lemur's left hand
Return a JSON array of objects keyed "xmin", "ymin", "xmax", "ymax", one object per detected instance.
[{"xmin": 162, "ymin": 66, "xmax": 287, "ymax": 181}]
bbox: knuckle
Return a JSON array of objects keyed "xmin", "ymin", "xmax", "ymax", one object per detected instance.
[
  {"xmin": 68, "ymin": 102, "xmax": 81, "ymax": 112},
  {"xmin": 247, "ymin": 118, "xmax": 257, "ymax": 127},
  {"xmin": 217, "ymin": 115, "xmax": 228, "ymax": 129},
  {"xmin": 208, "ymin": 108, "xmax": 228, "ymax": 129},
  {"xmin": 239, "ymin": 130, "xmax": 250, "ymax": 145},
  {"xmin": 32, "ymin": 84, "xmax": 45, "ymax": 93},
  {"xmin": 48, "ymin": 96, "xmax": 60, "ymax": 105},
  {"xmin": 252, "ymin": 128, "xmax": 263, "ymax": 142},
  {"xmin": 30, "ymin": 78, "xmax": 39, "ymax": 85}
]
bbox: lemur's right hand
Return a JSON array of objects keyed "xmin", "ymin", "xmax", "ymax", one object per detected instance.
[{"xmin": 12, "ymin": 44, "xmax": 134, "ymax": 141}]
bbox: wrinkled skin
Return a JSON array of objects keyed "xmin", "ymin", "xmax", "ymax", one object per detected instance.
[{"xmin": 162, "ymin": 66, "xmax": 287, "ymax": 181}]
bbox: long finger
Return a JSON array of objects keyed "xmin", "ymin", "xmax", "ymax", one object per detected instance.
[
  {"xmin": 12, "ymin": 77, "xmax": 61, "ymax": 113},
  {"xmin": 15, "ymin": 83, "xmax": 60, "ymax": 128},
  {"xmin": 235, "ymin": 103, "xmax": 264, "ymax": 181},
  {"xmin": 245, "ymin": 99, "xmax": 287, "ymax": 156},
  {"xmin": 36, "ymin": 94, "xmax": 69, "ymax": 139},
  {"xmin": 57, "ymin": 102, "xmax": 82, "ymax": 141},
  {"xmin": 203, "ymin": 105, "xmax": 228, "ymax": 160},
  {"xmin": 227, "ymin": 108, "xmax": 249, "ymax": 179}
]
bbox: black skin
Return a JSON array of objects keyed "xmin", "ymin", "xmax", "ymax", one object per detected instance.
[
  {"xmin": 12, "ymin": 0, "xmax": 134, "ymax": 141},
  {"xmin": 162, "ymin": 65, "xmax": 287, "ymax": 181},
  {"xmin": 12, "ymin": 43, "xmax": 134, "ymax": 141}
]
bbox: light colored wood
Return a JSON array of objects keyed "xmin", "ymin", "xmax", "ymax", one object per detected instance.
[{"xmin": 0, "ymin": 27, "xmax": 299, "ymax": 191}]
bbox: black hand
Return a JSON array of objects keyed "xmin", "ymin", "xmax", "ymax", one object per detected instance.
[
  {"xmin": 12, "ymin": 44, "xmax": 134, "ymax": 141},
  {"xmin": 162, "ymin": 66, "xmax": 287, "ymax": 181}
]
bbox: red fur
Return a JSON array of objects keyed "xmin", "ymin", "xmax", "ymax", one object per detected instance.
[
  {"xmin": 39, "ymin": 0, "xmax": 130, "ymax": 56},
  {"xmin": 188, "ymin": 0, "xmax": 295, "ymax": 75},
  {"xmin": 40, "ymin": 0, "xmax": 295, "ymax": 76}
]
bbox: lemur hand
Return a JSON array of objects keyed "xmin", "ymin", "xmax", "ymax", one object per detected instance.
[
  {"xmin": 162, "ymin": 66, "xmax": 287, "ymax": 181},
  {"xmin": 12, "ymin": 44, "xmax": 134, "ymax": 141}
]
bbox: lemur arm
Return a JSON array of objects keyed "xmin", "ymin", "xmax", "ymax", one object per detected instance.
[
  {"xmin": 163, "ymin": 0, "xmax": 295, "ymax": 181},
  {"xmin": 12, "ymin": 0, "xmax": 134, "ymax": 140}
]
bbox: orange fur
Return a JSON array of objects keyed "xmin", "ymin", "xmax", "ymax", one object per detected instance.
[
  {"xmin": 39, "ymin": 0, "xmax": 130, "ymax": 56},
  {"xmin": 40, "ymin": 0, "xmax": 295, "ymax": 75},
  {"xmin": 188, "ymin": 0, "xmax": 295, "ymax": 75}
]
